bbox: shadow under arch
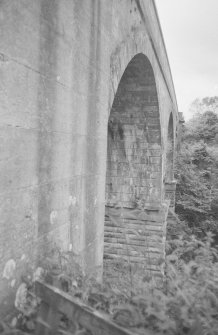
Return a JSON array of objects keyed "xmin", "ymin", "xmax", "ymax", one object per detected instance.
[{"xmin": 106, "ymin": 53, "xmax": 162, "ymax": 208}]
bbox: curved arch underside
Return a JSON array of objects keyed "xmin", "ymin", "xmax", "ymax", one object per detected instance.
[{"xmin": 106, "ymin": 54, "xmax": 162, "ymax": 208}]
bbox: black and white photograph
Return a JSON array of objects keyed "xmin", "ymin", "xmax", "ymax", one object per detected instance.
[{"xmin": 0, "ymin": 1, "xmax": 217, "ymax": 334}]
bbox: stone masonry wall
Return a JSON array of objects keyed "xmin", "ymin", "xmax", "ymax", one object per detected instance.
[
  {"xmin": 0, "ymin": 0, "xmax": 178, "ymax": 314},
  {"xmin": 104, "ymin": 204, "xmax": 169, "ymax": 278}
]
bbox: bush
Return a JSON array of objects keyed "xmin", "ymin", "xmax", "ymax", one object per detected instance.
[
  {"xmin": 37, "ymin": 236, "xmax": 218, "ymax": 335},
  {"xmin": 3, "ymin": 233, "xmax": 218, "ymax": 335}
]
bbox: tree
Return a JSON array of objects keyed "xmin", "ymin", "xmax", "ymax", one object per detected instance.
[
  {"xmin": 175, "ymin": 107, "xmax": 218, "ymax": 239},
  {"xmin": 189, "ymin": 96, "xmax": 218, "ymax": 118},
  {"xmin": 185, "ymin": 111, "xmax": 218, "ymax": 143}
]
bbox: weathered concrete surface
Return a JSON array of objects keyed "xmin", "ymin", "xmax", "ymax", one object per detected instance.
[{"xmin": 0, "ymin": 0, "xmax": 178, "ymax": 313}]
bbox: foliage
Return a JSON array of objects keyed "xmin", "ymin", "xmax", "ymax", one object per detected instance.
[
  {"xmin": 2, "ymin": 231, "xmax": 218, "ymax": 335},
  {"xmin": 38, "ymin": 236, "xmax": 218, "ymax": 335},
  {"xmin": 189, "ymin": 96, "xmax": 218, "ymax": 119},
  {"xmin": 175, "ymin": 108, "xmax": 218, "ymax": 238},
  {"xmin": 165, "ymin": 233, "xmax": 218, "ymax": 334},
  {"xmin": 185, "ymin": 111, "xmax": 218, "ymax": 144}
]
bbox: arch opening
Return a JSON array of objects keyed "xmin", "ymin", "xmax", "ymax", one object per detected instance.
[
  {"xmin": 105, "ymin": 54, "xmax": 161, "ymax": 209},
  {"xmin": 104, "ymin": 54, "xmax": 163, "ymax": 274}
]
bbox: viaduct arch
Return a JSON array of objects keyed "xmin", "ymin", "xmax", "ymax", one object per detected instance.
[
  {"xmin": 0, "ymin": 0, "xmax": 178, "ymax": 311},
  {"xmin": 106, "ymin": 53, "xmax": 161, "ymax": 208}
]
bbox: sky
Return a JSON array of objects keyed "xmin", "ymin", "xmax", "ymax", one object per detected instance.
[{"xmin": 155, "ymin": 0, "xmax": 218, "ymax": 119}]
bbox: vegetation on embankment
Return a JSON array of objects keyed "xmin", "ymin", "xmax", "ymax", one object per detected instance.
[{"xmin": 175, "ymin": 99, "xmax": 218, "ymax": 240}]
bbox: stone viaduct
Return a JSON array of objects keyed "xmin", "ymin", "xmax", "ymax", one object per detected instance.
[{"xmin": 0, "ymin": 0, "xmax": 179, "ymax": 312}]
